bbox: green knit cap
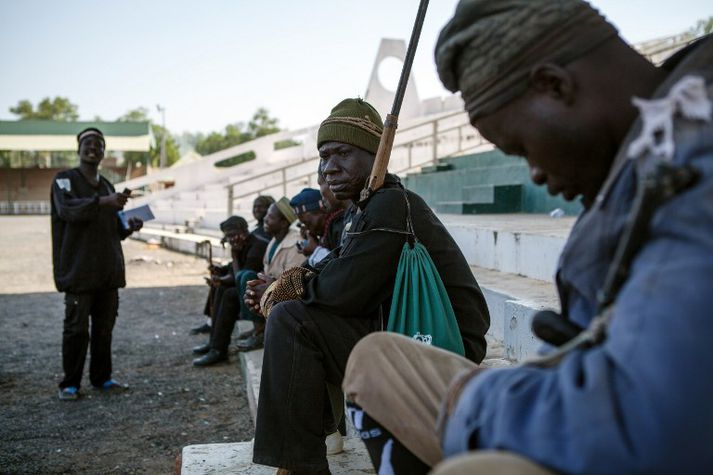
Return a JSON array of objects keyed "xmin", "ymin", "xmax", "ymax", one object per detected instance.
[{"xmin": 317, "ymin": 98, "xmax": 384, "ymax": 154}]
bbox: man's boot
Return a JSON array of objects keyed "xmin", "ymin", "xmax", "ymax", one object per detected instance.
[{"xmin": 192, "ymin": 349, "xmax": 227, "ymax": 366}]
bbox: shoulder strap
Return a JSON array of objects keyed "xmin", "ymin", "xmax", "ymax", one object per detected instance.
[{"xmin": 346, "ymin": 185, "xmax": 417, "ymax": 247}]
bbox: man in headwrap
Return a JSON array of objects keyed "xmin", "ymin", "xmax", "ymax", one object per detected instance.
[
  {"xmin": 192, "ymin": 215, "xmax": 268, "ymax": 366},
  {"xmin": 251, "ymin": 98, "xmax": 490, "ymax": 474},
  {"xmin": 52, "ymin": 127, "xmax": 143, "ymax": 401},
  {"xmin": 343, "ymin": 1, "xmax": 713, "ymax": 474},
  {"xmin": 238, "ymin": 198, "xmax": 304, "ymax": 351}
]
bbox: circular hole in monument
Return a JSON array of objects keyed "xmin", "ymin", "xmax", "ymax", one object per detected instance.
[{"xmin": 377, "ymin": 56, "xmax": 404, "ymax": 92}]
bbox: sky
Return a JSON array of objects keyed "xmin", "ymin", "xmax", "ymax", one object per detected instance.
[{"xmin": 0, "ymin": 0, "xmax": 710, "ymax": 136}]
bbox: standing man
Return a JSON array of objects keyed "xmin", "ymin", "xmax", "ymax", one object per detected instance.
[{"xmin": 51, "ymin": 127, "xmax": 143, "ymax": 401}]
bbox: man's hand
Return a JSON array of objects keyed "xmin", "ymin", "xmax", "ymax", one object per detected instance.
[
  {"xmin": 244, "ymin": 273, "xmax": 276, "ymax": 314},
  {"xmin": 99, "ymin": 192, "xmax": 129, "ymax": 209},
  {"xmin": 299, "ymin": 233, "xmax": 318, "ymax": 257},
  {"xmin": 127, "ymin": 217, "xmax": 143, "ymax": 233}
]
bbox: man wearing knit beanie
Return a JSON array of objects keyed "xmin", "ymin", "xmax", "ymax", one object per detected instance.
[{"xmin": 252, "ymin": 98, "xmax": 490, "ymax": 474}]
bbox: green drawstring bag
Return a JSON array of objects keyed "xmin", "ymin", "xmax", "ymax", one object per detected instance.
[
  {"xmin": 387, "ymin": 241, "xmax": 465, "ymax": 356},
  {"xmin": 385, "ymin": 191, "xmax": 465, "ymax": 356}
]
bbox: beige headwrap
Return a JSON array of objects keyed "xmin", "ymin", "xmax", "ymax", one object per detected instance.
[
  {"xmin": 435, "ymin": 0, "xmax": 618, "ymax": 121},
  {"xmin": 275, "ymin": 197, "xmax": 298, "ymax": 224}
]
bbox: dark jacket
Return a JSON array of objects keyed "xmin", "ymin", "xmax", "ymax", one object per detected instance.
[
  {"xmin": 241, "ymin": 232, "xmax": 268, "ymax": 273},
  {"xmin": 51, "ymin": 168, "xmax": 130, "ymax": 294},
  {"xmin": 302, "ymin": 174, "xmax": 490, "ymax": 363}
]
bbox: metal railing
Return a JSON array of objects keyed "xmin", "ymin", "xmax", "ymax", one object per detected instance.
[
  {"xmin": 0, "ymin": 200, "xmax": 51, "ymax": 215},
  {"xmin": 225, "ymin": 110, "xmax": 488, "ymax": 214}
]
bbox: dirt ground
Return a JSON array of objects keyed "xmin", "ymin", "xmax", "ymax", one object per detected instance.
[{"xmin": 0, "ymin": 216, "xmax": 254, "ymax": 474}]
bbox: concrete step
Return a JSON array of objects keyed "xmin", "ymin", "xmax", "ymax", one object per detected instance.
[
  {"xmin": 473, "ymin": 265, "xmax": 558, "ymax": 361},
  {"xmin": 437, "ymin": 184, "xmax": 524, "ymax": 214},
  {"xmin": 441, "ymin": 213, "xmax": 575, "ymax": 282},
  {"xmin": 420, "ymin": 163, "xmax": 453, "ymax": 174},
  {"xmin": 181, "ymin": 438, "xmax": 374, "ymax": 474},
  {"xmin": 440, "ymin": 149, "xmax": 522, "ymax": 171}
]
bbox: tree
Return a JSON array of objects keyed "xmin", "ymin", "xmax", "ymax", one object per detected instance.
[
  {"xmin": 692, "ymin": 16, "xmax": 713, "ymax": 36},
  {"xmin": 9, "ymin": 96, "xmax": 79, "ymax": 121},
  {"xmin": 2, "ymin": 97, "xmax": 80, "ymax": 167},
  {"xmin": 247, "ymin": 107, "xmax": 280, "ymax": 138},
  {"xmin": 118, "ymin": 107, "xmax": 180, "ymax": 168},
  {"xmin": 194, "ymin": 108, "xmax": 284, "ymax": 156}
]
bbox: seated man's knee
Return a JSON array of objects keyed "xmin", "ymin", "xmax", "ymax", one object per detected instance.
[
  {"xmin": 348, "ymin": 332, "xmax": 415, "ymax": 370},
  {"xmin": 348, "ymin": 332, "xmax": 395, "ymax": 368},
  {"xmin": 265, "ymin": 299, "xmax": 305, "ymax": 337},
  {"xmin": 431, "ymin": 451, "xmax": 555, "ymax": 475}
]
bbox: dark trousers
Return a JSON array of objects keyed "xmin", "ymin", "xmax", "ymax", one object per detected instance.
[
  {"xmin": 210, "ymin": 270, "xmax": 260, "ymax": 354},
  {"xmin": 59, "ymin": 289, "xmax": 119, "ymax": 389},
  {"xmin": 210, "ymin": 287, "xmax": 240, "ymax": 354},
  {"xmin": 253, "ymin": 300, "xmax": 380, "ymax": 471}
]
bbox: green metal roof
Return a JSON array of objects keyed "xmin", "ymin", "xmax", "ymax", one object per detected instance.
[{"xmin": 0, "ymin": 120, "xmax": 150, "ymax": 136}]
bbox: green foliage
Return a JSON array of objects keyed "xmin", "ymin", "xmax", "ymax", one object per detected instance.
[
  {"xmin": 247, "ymin": 107, "xmax": 280, "ymax": 138},
  {"xmin": 214, "ymin": 151, "xmax": 256, "ymax": 168},
  {"xmin": 9, "ymin": 97, "xmax": 79, "ymax": 121},
  {"xmin": 693, "ymin": 16, "xmax": 713, "ymax": 36},
  {"xmin": 2, "ymin": 97, "xmax": 79, "ymax": 167},
  {"xmin": 194, "ymin": 108, "xmax": 282, "ymax": 157},
  {"xmin": 274, "ymin": 139, "xmax": 301, "ymax": 150},
  {"xmin": 118, "ymin": 107, "xmax": 180, "ymax": 168},
  {"xmin": 118, "ymin": 107, "xmax": 149, "ymax": 122}
]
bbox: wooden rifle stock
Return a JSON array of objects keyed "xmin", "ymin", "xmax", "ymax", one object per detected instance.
[
  {"xmin": 360, "ymin": 0, "xmax": 429, "ymax": 202},
  {"xmin": 365, "ymin": 114, "xmax": 398, "ymax": 195}
]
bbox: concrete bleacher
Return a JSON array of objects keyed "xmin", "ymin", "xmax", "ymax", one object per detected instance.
[
  {"xmin": 136, "ymin": 211, "xmax": 575, "ymax": 473},
  {"xmin": 136, "ymin": 151, "xmax": 578, "ymax": 472},
  {"xmin": 404, "ymin": 149, "xmax": 583, "ymax": 216}
]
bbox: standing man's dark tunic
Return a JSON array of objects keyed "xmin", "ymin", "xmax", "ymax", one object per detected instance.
[{"xmin": 51, "ymin": 168, "xmax": 131, "ymax": 389}]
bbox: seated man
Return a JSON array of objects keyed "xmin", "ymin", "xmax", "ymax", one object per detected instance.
[
  {"xmin": 252, "ymin": 98, "xmax": 490, "ymax": 474},
  {"xmin": 344, "ymin": 2, "xmax": 713, "ymax": 474},
  {"xmin": 190, "ymin": 195, "xmax": 274, "ymax": 336},
  {"xmin": 318, "ymin": 171, "xmax": 349, "ymax": 252},
  {"xmin": 237, "ymin": 198, "xmax": 305, "ymax": 352},
  {"xmin": 290, "ymin": 188, "xmax": 330, "ymax": 266},
  {"xmin": 192, "ymin": 216, "xmax": 267, "ymax": 366}
]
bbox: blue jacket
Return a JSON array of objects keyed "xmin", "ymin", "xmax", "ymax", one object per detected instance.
[{"xmin": 442, "ymin": 37, "xmax": 713, "ymax": 474}]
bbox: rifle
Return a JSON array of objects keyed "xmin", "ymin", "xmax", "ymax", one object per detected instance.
[{"xmin": 360, "ymin": 0, "xmax": 430, "ymax": 202}]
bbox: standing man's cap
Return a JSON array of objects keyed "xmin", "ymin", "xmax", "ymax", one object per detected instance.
[
  {"xmin": 435, "ymin": 0, "xmax": 617, "ymax": 121},
  {"xmin": 76, "ymin": 127, "xmax": 105, "ymax": 145},
  {"xmin": 275, "ymin": 197, "xmax": 298, "ymax": 224},
  {"xmin": 317, "ymin": 98, "xmax": 384, "ymax": 153},
  {"xmin": 290, "ymin": 188, "xmax": 324, "ymax": 215}
]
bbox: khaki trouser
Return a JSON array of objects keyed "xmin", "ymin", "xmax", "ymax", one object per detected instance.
[{"xmin": 343, "ymin": 332, "xmax": 554, "ymax": 475}]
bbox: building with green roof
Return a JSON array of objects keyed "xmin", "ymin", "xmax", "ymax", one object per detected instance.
[{"xmin": 0, "ymin": 120, "xmax": 152, "ymax": 152}]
